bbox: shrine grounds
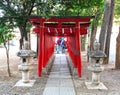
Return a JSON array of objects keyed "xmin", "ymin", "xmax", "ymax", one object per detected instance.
[
  {"xmin": 0, "ymin": 25, "xmax": 120, "ymax": 95},
  {"xmin": 0, "ymin": 43, "xmax": 120, "ymax": 95}
]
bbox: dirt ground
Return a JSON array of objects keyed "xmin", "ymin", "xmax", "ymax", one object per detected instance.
[
  {"xmin": 74, "ymin": 52, "xmax": 120, "ymax": 95},
  {"xmin": 0, "ymin": 39, "xmax": 120, "ymax": 95},
  {"xmin": 0, "ymin": 44, "xmax": 48, "ymax": 95}
]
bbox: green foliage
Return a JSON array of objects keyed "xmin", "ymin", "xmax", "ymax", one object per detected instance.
[
  {"xmin": 51, "ymin": 0, "xmax": 104, "ymax": 16},
  {"xmin": 0, "ymin": 0, "xmax": 104, "ymax": 22},
  {"xmin": 0, "ymin": 0, "xmax": 35, "ymax": 26},
  {"xmin": 114, "ymin": 0, "xmax": 120, "ymax": 19},
  {"xmin": 0, "ymin": 0, "xmax": 36, "ymax": 40},
  {"xmin": 32, "ymin": 0, "xmax": 104, "ymax": 19},
  {"xmin": 26, "ymin": 21, "xmax": 32, "ymax": 32},
  {"xmin": 0, "ymin": 0, "xmax": 105, "ymax": 38},
  {"xmin": 0, "ymin": 23, "xmax": 15, "ymax": 45}
]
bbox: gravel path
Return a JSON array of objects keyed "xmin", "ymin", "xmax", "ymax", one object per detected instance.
[
  {"xmin": 73, "ymin": 52, "xmax": 120, "ymax": 95},
  {"xmin": 0, "ymin": 43, "xmax": 48, "ymax": 95}
]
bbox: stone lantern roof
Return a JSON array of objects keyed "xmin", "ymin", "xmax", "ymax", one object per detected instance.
[
  {"xmin": 17, "ymin": 41, "xmax": 36, "ymax": 58},
  {"xmin": 17, "ymin": 49, "xmax": 36, "ymax": 58},
  {"xmin": 89, "ymin": 51, "xmax": 106, "ymax": 58},
  {"xmin": 89, "ymin": 42, "xmax": 106, "ymax": 58}
]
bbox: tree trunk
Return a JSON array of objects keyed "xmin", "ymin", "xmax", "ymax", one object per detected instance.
[
  {"xmin": 99, "ymin": 0, "xmax": 111, "ymax": 51},
  {"xmin": 81, "ymin": 35, "xmax": 86, "ymax": 51},
  {"xmin": 4, "ymin": 41, "xmax": 11, "ymax": 77},
  {"xmin": 28, "ymin": 32, "xmax": 31, "ymax": 49},
  {"xmin": 36, "ymin": 34, "xmax": 39, "ymax": 57},
  {"xmin": 104, "ymin": 0, "xmax": 115, "ymax": 64},
  {"xmin": 19, "ymin": 25, "xmax": 28, "ymax": 49},
  {"xmin": 115, "ymin": 26, "xmax": 120, "ymax": 69},
  {"xmin": 19, "ymin": 26, "xmax": 24, "ymax": 49},
  {"xmin": 19, "ymin": 38, "xmax": 23, "ymax": 49},
  {"xmin": 90, "ymin": 10, "xmax": 102, "ymax": 51},
  {"xmin": 90, "ymin": 22, "xmax": 97, "ymax": 50}
]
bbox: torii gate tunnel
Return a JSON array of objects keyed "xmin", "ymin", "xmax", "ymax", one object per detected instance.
[{"xmin": 30, "ymin": 16, "xmax": 94, "ymax": 77}]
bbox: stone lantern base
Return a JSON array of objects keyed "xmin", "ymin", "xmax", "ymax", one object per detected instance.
[
  {"xmin": 85, "ymin": 82, "xmax": 107, "ymax": 90},
  {"xmin": 14, "ymin": 80, "xmax": 36, "ymax": 87},
  {"xmin": 85, "ymin": 66, "xmax": 107, "ymax": 90}
]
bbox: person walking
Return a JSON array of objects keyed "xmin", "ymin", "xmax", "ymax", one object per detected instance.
[
  {"xmin": 56, "ymin": 38, "xmax": 61, "ymax": 53},
  {"xmin": 60, "ymin": 38, "xmax": 65, "ymax": 53}
]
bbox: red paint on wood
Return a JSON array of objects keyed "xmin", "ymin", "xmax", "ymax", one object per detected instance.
[{"xmin": 29, "ymin": 16, "xmax": 93, "ymax": 77}]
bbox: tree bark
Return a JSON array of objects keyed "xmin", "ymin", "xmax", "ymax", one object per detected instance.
[
  {"xmin": 19, "ymin": 25, "xmax": 27, "ymax": 49},
  {"xmin": 81, "ymin": 35, "xmax": 86, "ymax": 51},
  {"xmin": 4, "ymin": 41, "xmax": 11, "ymax": 77},
  {"xmin": 18, "ymin": 0, "xmax": 35, "ymax": 49},
  {"xmin": 36, "ymin": 34, "xmax": 39, "ymax": 57},
  {"xmin": 90, "ymin": 10, "xmax": 102, "ymax": 51},
  {"xmin": 28, "ymin": 32, "xmax": 31, "ymax": 49},
  {"xmin": 90, "ymin": 20, "xmax": 97, "ymax": 50},
  {"xmin": 99, "ymin": 0, "xmax": 111, "ymax": 51},
  {"xmin": 115, "ymin": 26, "xmax": 120, "ymax": 69},
  {"xmin": 104, "ymin": 0, "xmax": 115, "ymax": 64}
]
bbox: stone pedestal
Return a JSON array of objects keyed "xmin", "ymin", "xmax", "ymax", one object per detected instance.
[
  {"xmin": 14, "ymin": 41, "xmax": 36, "ymax": 87},
  {"xmin": 89, "ymin": 66, "xmax": 104, "ymax": 85},
  {"xmin": 18, "ymin": 64, "xmax": 33, "ymax": 83},
  {"xmin": 85, "ymin": 82, "xmax": 107, "ymax": 90},
  {"xmin": 15, "ymin": 64, "xmax": 35, "ymax": 87},
  {"xmin": 21, "ymin": 71, "xmax": 29, "ymax": 83},
  {"xmin": 85, "ymin": 66, "xmax": 107, "ymax": 90},
  {"xmin": 85, "ymin": 42, "xmax": 107, "ymax": 90},
  {"xmin": 14, "ymin": 80, "xmax": 36, "ymax": 87}
]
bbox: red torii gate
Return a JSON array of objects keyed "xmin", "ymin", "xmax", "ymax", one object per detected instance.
[{"xmin": 29, "ymin": 16, "xmax": 94, "ymax": 77}]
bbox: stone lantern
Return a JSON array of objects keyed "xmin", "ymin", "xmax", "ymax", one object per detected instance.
[
  {"xmin": 85, "ymin": 42, "xmax": 107, "ymax": 90},
  {"xmin": 15, "ymin": 41, "xmax": 36, "ymax": 87}
]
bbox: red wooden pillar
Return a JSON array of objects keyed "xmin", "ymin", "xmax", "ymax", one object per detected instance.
[
  {"xmin": 38, "ymin": 30, "xmax": 42, "ymax": 76},
  {"xmin": 43, "ymin": 33, "xmax": 46, "ymax": 67},
  {"xmin": 76, "ymin": 22, "xmax": 82, "ymax": 77},
  {"xmin": 38, "ymin": 21, "xmax": 44, "ymax": 76},
  {"xmin": 42, "ymin": 31, "xmax": 45, "ymax": 67}
]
